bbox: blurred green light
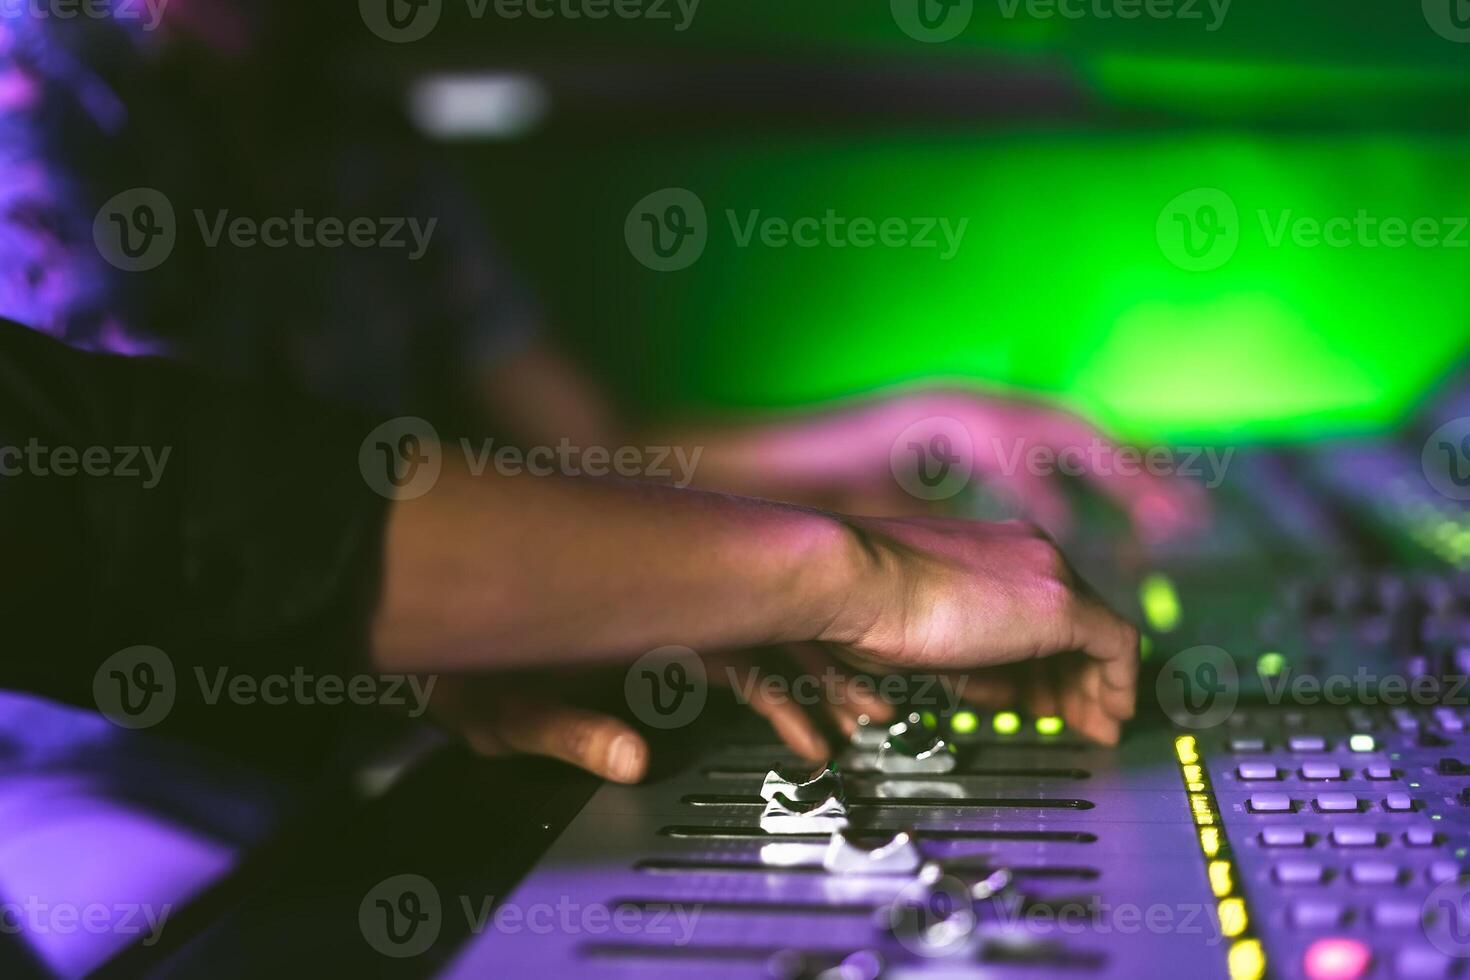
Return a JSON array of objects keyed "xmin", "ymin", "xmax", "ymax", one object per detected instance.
[
  {"xmin": 993, "ymin": 711, "xmax": 1021, "ymax": 735},
  {"xmin": 951, "ymin": 711, "xmax": 979, "ymax": 735},
  {"xmin": 1140, "ymin": 574, "xmax": 1182, "ymax": 633},
  {"xmin": 1349, "ymin": 734, "xmax": 1375, "ymax": 753},
  {"xmin": 1139, "ymin": 635, "xmax": 1154, "ymax": 660},
  {"xmin": 1256, "ymin": 652, "xmax": 1288, "ymax": 678},
  {"xmin": 1036, "ymin": 716, "xmax": 1064, "ymax": 736}
]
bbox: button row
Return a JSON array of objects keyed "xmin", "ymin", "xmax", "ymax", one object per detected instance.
[
  {"xmin": 1236, "ymin": 763, "xmax": 1396, "ymax": 781},
  {"xmin": 1262, "ymin": 826, "xmax": 1439, "ymax": 848},
  {"xmin": 1229, "ymin": 735, "xmax": 1377, "ymax": 753},
  {"xmin": 1274, "ymin": 859, "xmax": 1461, "ymax": 885},
  {"xmin": 1248, "ymin": 792, "xmax": 1413, "ymax": 813}
]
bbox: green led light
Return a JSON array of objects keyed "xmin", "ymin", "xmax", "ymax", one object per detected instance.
[
  {"xmin": 993, "ymin": 711, "xmax": 1021, "ymax": 735},
  {"xmin": 1256, "ymin": 652, "xmax": 1287, "ymax": 678},
  {"xmin": 951, "ymin": 711, "xmax": 979, "ymax": 735},
  {"xmin": 1036, "ymin": 716, "xmax": 1064, "ymax": 736},
  {"xmin": 920, "ymin": 711, "xmax": 938, "ymax": 731},
  {"xmin": 1348, "ymin": 734, "xmax": 1375, "ymax": 753},
  {"xmin": 1140, "ymin": 574, "xmax": 1182, "ymax": 633},
  {"xmin": 1139, "ymin": 635, "xmax": 1154, "ymax": 660}
]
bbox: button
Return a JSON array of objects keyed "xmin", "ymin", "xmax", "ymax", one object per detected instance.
[
  {"xmin": 1275, "ymin": 861, "xmax": 1327, "ymax": 884},
  {"xmin": 1349, "ymin": 861, "xmax": 1400, "ymax": 885},
  {"xmin": 1237, "ymin": 762, "xmax": 1280, "ymax": 780},
  {"xmin": 823, "ymin": 829, "xmax": 922, "ymax": 875},
  {"xmin": 1230, "ymin": 737, "xmax": 1267, "ymax": 752},
  {"xmin": 1261, "ymin": 826, "xmax": 1309, "ymax": 847},
  {"xmin": 1249, "ymin": 793, "xmax": 1293, "ymax": 813},
  {"xmin": 1303, "ymin": 937, "xmax": 1370, "ymax": 980},
  {"xmin": 1395, "ymin": 947, "xmax": 1452, "ymax": 978},
  {"xmin": 1291, "ymin": 901, "xmax": 1345, "ymax": 928},
  {"xmin": 1428, "ymin": 860, "xmax": 1461, "ymax": 884},
  {"xmin": 1364, "ymin": 764, "xmax": 1396, "ymax": 780},
  {"xmin": 1330, "ymin": 827, "xmax": 1379, "ymax": 848},
  {"xmin": 1371, "ymin": 901, "xmax": 1421, "ymax": 927},
  {"xmin": 1315, "ymin": 793, "xmax": 1359, "ymax": 813},
  {"xmin": 1301, "ymin": 762, "xmax": 1344, "ymax": 780},
  {"xmin": 1405, "ymin": 827, "xmax": 1439, "ymax": 847},
  {"xmin": 876, "ymin": 733, "xmax": 957, "ymax": 774},
  {"xmin": 1290, "ymin": 735, "xmax": 1328, "ymax": 752},
  {"xmin": 1384, "ymin": 792, "xmax": 1414, "ymax": 812}
]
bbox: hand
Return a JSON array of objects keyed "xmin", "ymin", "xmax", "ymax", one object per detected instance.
[
  {"xmin": 822, "ymin": 517, "xmax": 1140, "ymax": 744},
  {"xmin": 683, "ymin": 389, "xmax": 1207, "ymax": 542}
]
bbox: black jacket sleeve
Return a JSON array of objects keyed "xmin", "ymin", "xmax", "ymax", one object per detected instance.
[{"xmin": 0, "ymin": 319, "xmax": 391, "ymax": 755}]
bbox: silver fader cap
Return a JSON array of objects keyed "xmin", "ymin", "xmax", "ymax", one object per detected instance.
[
  {"xmin": 760, "ymin": 792, "xmax": 850, "ymax": 834},
  {"xmin": 761, "ymin": 763, "xmax": 844, "ymax": 803},
  {"xmin": 823, "ymin": 828, "xmax": 923, "ymax": 875},
  {"xmin": 876, "ymin": 732, "xmax": 957, "ymax": 774}
]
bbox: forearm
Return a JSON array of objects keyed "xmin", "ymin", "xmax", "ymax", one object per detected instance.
[{"xmin": 372, "ymin": 455, "xmax": 870, "ymax": 673}]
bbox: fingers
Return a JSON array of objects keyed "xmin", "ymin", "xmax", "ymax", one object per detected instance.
[
  {"xmin": 1066, "ymin": 593, "xmax": 1140, "ymax": 727},
  {"xmin": 491, "ymin": 699, "xmax": 650, "ymax": 783}
]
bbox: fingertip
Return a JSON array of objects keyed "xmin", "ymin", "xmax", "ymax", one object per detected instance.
[{"xmin": 605, "ymin": 732, "xmax": 648, "ymax": 784}]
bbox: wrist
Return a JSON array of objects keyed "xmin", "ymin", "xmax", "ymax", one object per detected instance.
[{"xmin": 798, "ymin": 512, "xmax": 894, "ymax": 649}]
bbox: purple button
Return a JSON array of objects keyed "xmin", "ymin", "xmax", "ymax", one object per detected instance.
[
  {"xmin": 1331, "ymin": 827, "xmax": 1379, "ymax": 848},
  {"xmin": 1429, "ymin": 861, "xmax": 1461, "ymax": 884},
  {"xmin": 1372, "ymin": 901, "xmax": 1422, "ymax": 927},
  {"xmin": 1289, "ymin": 735, "xmax": 1328, "ymax": 752},
  {"xmin": 1365, "ymin": 764, "xmax": 1396, "ymax": 780},
  {"xmin": 1290, "ymin": 900, "xmax": 1344, "ymax": 928},
  {"xmin": 1230, "ymin": 737, "xmax": 1267, "ymax": 752},
  {"xmin": 1395, "ymin": 947, "xmax": 1452, "ymax": 978},
  {"xmin": 1275, "ymin": 861, "xmax": 1326, "ymax": 884},
  {"xmin": 1349, "ymin": 861, "xmax": 1399, "ymax": 884},
  {"xmin": 1301, "ymin": 762, "xmax": 1343, "ymax": 780},
  {"xmin": 1315, "ymin": 793, "xmax": 1359, "ymax": 812},
  {"xmin": 1238, "ymin": 762, "xmax": 1280, "ymax": 780},
  {"xmin": 1261, "ymin": 826, "xmax": 1309, "ymax": 847},
  {"xmin": 1384, "ymin": 793, "xmax": 1414, "ymax": 812},
  {"xmin": 1250, "ymin": 793, "xmax": 1293, "ymax": 813},
  {"xmin": 1405, "ymin": 827, "xmax": 1438, "ymax": 847}
]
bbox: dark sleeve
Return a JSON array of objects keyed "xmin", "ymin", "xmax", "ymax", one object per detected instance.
[{"xmin": 0, "ymin": 319, "xmax": 391, "ymax": 753}]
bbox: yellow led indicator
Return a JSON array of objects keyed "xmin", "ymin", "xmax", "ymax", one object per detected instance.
[
  {"xmin": 993, "ymin": 711, "xmax": 1021, "ymax": 735},
  {"xmin": 1036, "ymin": 716, "xmax": 1064, "ymax": 735},
  {"xmin": 1183, "ymin": 764, "xmax": 1203, "ymax": 783},
  {"xmin": 1217, "ymin": 897, "xmax": 1247, "ymax": 938},
  {"xmin": 1228, "ymin": 939, "xmax": 1265, "ymax": 980},
  {"xmin": 1256, "ymin": 651, "xmax": 1287, "ymax": 678},
  {"xmin": 1140, "ymin": 573, "xmax": 1182, "ymax": 632},
  {"xmin": 1208, "ymin": 860, "xmax": 1233, "ymax": 897},
  {"xmin": 1200, "ymin": 827, "xmax": 1221, "ymax": 857},
  {"xmin": 1175, "ymin": 736, "xmax": 1199, "ymax": 765},
  {"xmin": 1348, "ymin": 734, "xmax": 1375, "ymax": 753},
  {"xmin": 951, "ymin": 711, "xmax": 979, "ymax": 735}
]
